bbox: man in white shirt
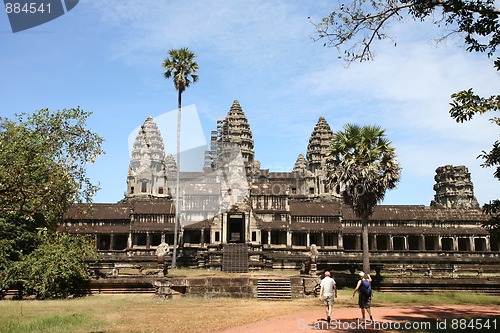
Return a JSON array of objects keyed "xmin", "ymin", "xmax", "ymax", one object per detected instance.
[{"xmin": 319, "ymin": 271, "xmax": 337, "ymax": 322}]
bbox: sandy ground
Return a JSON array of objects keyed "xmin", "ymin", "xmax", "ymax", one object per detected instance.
[{"xmin": 217, "ymin": 305, "xmax": 500, "ymax": 333}]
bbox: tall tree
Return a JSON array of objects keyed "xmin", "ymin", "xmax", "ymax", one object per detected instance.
[
  {"xmin": 326, "ymin": 124, "xmax": 401, "ymax": 273},
  {"xmin": 162, "ymin": 47, "xmax": 199, "ymax": 268},
  {"xmin": 0, "ymin": 107, "xmax": 103, "ymax": 298}
]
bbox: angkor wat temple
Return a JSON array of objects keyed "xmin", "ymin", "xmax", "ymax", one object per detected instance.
[{"xmin": 63, "ymin": 100, "xmax": 499, "ymax": 275}]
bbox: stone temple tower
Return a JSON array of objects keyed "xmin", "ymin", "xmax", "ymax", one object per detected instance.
[
  {"xmin": 207, "ymin": 100, "xmax": 259, "ymax": 176},
  {"xmin": 126, "ymin": 116, "xmax": 169, "ymax": 199},
  {"xmin": 431, "ymin": 165, "xmax": 479, "ymax": 209},
  {"xmin": 221, "ymin": 100, "xmax": 255, "ymax": 164},
  {"xmin": 306, "ymin": 116, "xmax": 333, "ymax": 173}
]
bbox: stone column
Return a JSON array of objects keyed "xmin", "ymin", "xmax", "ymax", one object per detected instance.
[
  {"xmin": 338, "ymin": 232, "xmax": 343, "ymax": 249},
  {"xmin": 109, "ymin": 234, "xmax": 114, "ymax": 251},
  {"xmin": 453, "ymin": 236, "xmax": 459, "ymax": 251},
  {"xmin": 268, "ymin": 230, "xmax": 271, "ymax": 245},
  {"xmin": 222, "ymin": 214, "xmax": 227, "ymax": 244},
  {"xmin": 485, "ymin": 237, "xmax": 491, "ymax": 251},
  {"xmin": 403, "ymin": 236, "xmax": 409, "ymax": 251},
  {"xmin": 388, "ymin": 235, "xmax": 394, "ymax": 251},
  {"xmin": 320, "ymin": 232, "xmax": 325, "ymax": 248},
  {"xmin": 306, "ymin": 232, "xmax": 311, "ymax": 248},
  {"xmin": 146, "ymin": 232, "xmax": 151, "ymax": 249},
  {"xmin": 161, "ymin": 233, "xmax": 166, "ymax": 243},
  {"xmin": 370, "ymin": 235, "xmax": 377, "ymax": 251},
  {"xmin": 470, "ymin": 236, "xmax": 476, "ymax": 252},
  {"xmin": 419, "ymin": 235, "xmax": 425, "ymax": 251},
  {"xmin": 287, "ymin": 230, "xmax": 292, "ymax": 247},
  {"xmin": 437, "ymin": 237, "xmax": 442, "ymax": 251},
  {"xmin": 201, "ymin": 228, "xmax": 205, "ymax": 246},
  {"xmin": 355, "ymin": 234, "xmax": 361, "ymax": 250},
  {"xmin": 127, "ymin": 232, "xmax": 132, "ymax": 249}
]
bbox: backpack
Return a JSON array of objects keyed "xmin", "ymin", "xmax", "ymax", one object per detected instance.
[{"xmin": 360, "ymin": 280, "xmax": 372, "ymax": 296}]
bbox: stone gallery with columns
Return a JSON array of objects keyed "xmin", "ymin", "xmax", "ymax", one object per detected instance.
[{"xmin": 63, "ymin": 100, "xmax": 499, "ymax": 274}]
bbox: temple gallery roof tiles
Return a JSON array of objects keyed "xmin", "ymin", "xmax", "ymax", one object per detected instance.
[
  {"xmin": 289, "ymin": 201, "xmax": 342, "ymax": 216},
  {"xmin": 341, "ymin": 205, "xmax": 488, "ymax": 221},
  {"xmin": 130, "ymin": 200, "xmax": 175, "ymax": 215},
  {"xmin": 64, "ymin": 203, "xmax": 132, "ymax": 220},
  {"xmin": 342, "ymin": 226, "xmax": 488, "ymax": 235},
  {"xmin": 62, "ymin": 223, "xmax": 130, "ymax": 234},
  {"xmin": 63, "ymin": 200, "xmax": 175, "ymax": 221},
  {"xmin": 291, "ymin": 222, "xmax": 342, "ymax": 232}
]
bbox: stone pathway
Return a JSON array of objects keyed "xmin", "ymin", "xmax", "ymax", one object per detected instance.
[{"xmin": 218, "ymin": 305, "xmax": 500, "ymax": 332}]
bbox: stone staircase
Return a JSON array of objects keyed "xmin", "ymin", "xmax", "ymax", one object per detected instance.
[
  {"xmin": 257, "ymin": 278, "xmax": 292, "ymax": 300},
  {"xmin": 222, "ymin": 243, "xmax": 249, "ymax": 273}
]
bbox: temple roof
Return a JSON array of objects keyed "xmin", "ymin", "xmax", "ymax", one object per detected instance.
[
  {"xmin": 64, "ymin": 203, "xmax": 132, "ymax": 220},
  {"xmin": 341, "ymin": 205, "xmax": 488, "ymax": 221},
  {"xmin": 290, "ymin": 201, "xmax": 342, "ymax": 216}
]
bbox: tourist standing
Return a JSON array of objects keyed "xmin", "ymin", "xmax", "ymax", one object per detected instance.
[
  {"xmin": 319, "ymin": 271, "xmax": 337, "ymax": 322},
  {"xmin": 352, "ymin": 271, "xmax": 373, "ymax": 321}
]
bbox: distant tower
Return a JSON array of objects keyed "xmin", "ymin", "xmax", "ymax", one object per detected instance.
[
  {"xmin": 431, "ymin": 165, "xmax": 479, "ymax": 209},
  {"xmin": 293, "ymin": 154, "xmax": 307, "ymax": 174},
  {"xmin": 126, "ymin": 116, "xmax": 169, "ymax": 199},
  {"xmin": 222, "ymin": 100, "xmax": 255, "ymax": 163},
  {"xmin": 306, "ymin": 116, "xmax": 333, "ymax": 173},
  {"xmin": 207, "ymin": 100, "xmax": 260, "ymax": 175}
]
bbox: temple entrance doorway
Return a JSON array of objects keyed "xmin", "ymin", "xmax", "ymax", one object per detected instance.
[{"xmin": 227, "ymin": 213, "xmax": 245, "ymax": 243}]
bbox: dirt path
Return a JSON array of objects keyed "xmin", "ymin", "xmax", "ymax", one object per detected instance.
[{"xmin": 217, "ymin": 305, "xmax": 500, "ymax": 333}]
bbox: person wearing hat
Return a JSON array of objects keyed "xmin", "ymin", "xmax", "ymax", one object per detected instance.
[
  {"xmin": 319, "ymin": 271, "xmax": 337, "ymax": 323},
  {"xmin": 352, "ymin": 271, "xmax": 373, "ymax": 321}
]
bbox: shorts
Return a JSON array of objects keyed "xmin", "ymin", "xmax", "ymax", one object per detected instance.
[
  {"xmin": 323, "ymin": 295, "xmax": 335, "ymax": 306},
  {"xmin": 358, "ymin": 294, "xmax": 371, "ymax": 308}
]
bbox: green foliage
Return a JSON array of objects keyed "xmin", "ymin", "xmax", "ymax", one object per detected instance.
[
  {"xmin": 326, "ymin": 124, "xmax": 401, "ymax": 218},
  {"xmin": 162, "ymin": 47, "xmax": 199, "ymax": 95},
  {"xmin": 450, "ymin": 89, "xmax": 500, "ymax": 123},
  {"xmin": 4, "ymin": 232, "xmax": 97, "ymax": 300},
  {"xmin": 0, "ymin": 214, "xmax": 43, "ymax": 290},
  {"xmin": 326, "ymin": 124, "xmax": 401, "ymax": 273},
  {"xmin": 482, "ymin": 200, "xmax": 500, "ymax": 238},
  {"xmin": 0, "ymin": 107, "xmax": 104, "ymax": 299},
  {"xmin": 0, "ymin": 107, "xmax": 104, "ymax": 224}
]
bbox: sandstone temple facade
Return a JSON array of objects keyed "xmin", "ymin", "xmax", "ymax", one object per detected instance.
[{"xmin": 63, "ymin": 100, "xmax": 499, "ymax": 273}]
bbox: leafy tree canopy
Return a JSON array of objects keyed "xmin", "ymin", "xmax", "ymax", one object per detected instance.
[
  {"xmin": 0, "ymin": 107, "xmax": 104, "ymax": 224},
  {"xmin": 0, "ymin": 107, "xmax": 103, "ymax": 298},
  {"xmin": 162, "ymin": 47, "xmax": 199, "ymax": 95},
  {"xmin": 326, "ymin": 124, "xmax": 401, "ymax": 218}
]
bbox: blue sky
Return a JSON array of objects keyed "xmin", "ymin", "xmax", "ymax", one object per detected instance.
[{"xmin": 1, "ymin": 0, "xmax": 499, "ymax": 206}]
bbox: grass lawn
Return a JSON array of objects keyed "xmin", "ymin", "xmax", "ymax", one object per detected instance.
[{"xmin": 0, "ymin": 290, "xmax": 499, "ymax": 333}]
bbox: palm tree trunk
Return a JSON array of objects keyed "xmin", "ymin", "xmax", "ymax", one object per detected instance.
[
  {"xmin": 361, "ymin": 214, "xmax": 370, "ymax": 274},
  {"xmin": 172, "ymin": 90, "xmax": 182, "ymax": 269}
]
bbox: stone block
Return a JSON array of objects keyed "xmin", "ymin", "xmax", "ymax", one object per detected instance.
[
  {"xmin": 188, "ymin": 278, "xmax": 208, "ymax": 287},
  {"xmin": 230, "ymin": 278, "xmax": 250, "ymax": 286}
]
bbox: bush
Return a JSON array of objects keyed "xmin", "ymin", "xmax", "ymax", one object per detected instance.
[{"xmin": 5, "ymin": 232, "xmax": 97, "ymax": 299}]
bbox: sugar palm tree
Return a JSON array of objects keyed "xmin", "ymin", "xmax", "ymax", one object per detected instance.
[
  {"xmin": 326, "ymin": 124, "xmax": 401, "ymax": 273},
  {"xmin": 162, "ymin": 47, "xmax": 199, "ymax": 268}
]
